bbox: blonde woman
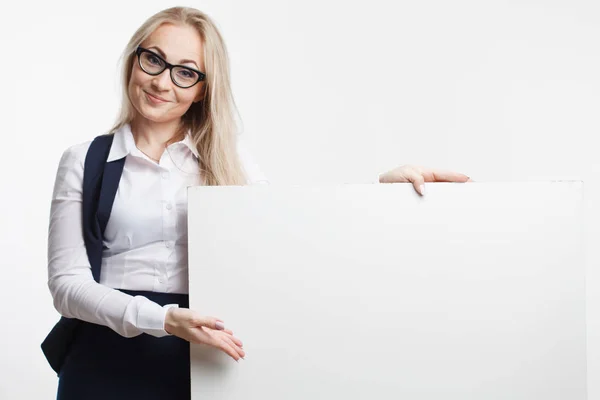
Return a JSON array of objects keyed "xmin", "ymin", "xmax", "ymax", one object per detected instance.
[{"xmin": 44, "ymin": 6, "xmax": 470, "ymax": 399}]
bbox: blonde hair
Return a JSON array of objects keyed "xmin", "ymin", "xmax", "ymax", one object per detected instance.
[{"xmin": 110, "ymin": 6, "xmax": 247, "ymax": 185}]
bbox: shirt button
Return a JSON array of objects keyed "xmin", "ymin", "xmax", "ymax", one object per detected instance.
[
  {"xmin": 161, "ymin": 172, "xmax": 169, "ymax": 180},
  {"xmin": 158, "ymin": 276, "xmax": 166, "ymax": 284},
  {"xmin": 165, "ymin": 203, "xmax": 173, "ymax": 211},
  {"xmin": 165, "ymin": 241, "xmax": 173, "ymax": 249}
]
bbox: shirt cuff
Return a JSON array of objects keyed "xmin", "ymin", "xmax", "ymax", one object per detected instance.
[{"xmin": 137, "ymin": 300, "xmax": 180, "ymax": 338}]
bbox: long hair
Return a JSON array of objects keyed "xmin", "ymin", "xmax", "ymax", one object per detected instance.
[{"xmin": 109, "ymin": 7, "xmax": 247, "ymax": 185}]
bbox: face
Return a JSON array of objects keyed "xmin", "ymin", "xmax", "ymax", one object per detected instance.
[{"xmin": 128, "ymin": 23, "xmax": 206, "ymax": 125}]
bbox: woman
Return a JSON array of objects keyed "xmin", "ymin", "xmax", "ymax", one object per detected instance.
[{"xmin": 46, "ymin": 6, "xmax": 470, "ymax": 400}]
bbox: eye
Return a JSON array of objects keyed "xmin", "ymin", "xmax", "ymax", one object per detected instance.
[
  {"xmin": 147, "ymin": 54, "xmax": 162, "ymax": 65},
  {"xmin": 176, "ymin": 69, "xmax": 199, "ymax": 81}
]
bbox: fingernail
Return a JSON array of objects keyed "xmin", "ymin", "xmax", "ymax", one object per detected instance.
[
  {"xmin": 419, "ymin": 184, "xmax": 426, "ymax": 196},
  {"xmin": 215, "ymin": 321, "xmax": 225, "ymax": 330}
]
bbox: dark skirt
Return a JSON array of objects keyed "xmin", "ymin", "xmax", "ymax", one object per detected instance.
[{"xmin": 56, "ymin": 290, "xmax": 191, "ymax": 400}]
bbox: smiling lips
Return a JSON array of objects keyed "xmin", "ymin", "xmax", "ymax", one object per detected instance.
[{"xmin": 145, "ymin": 91, "xmax": 169, "ymax": 103}]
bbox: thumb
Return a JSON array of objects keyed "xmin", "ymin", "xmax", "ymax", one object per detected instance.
[
  {"xmin": 401, "ymin": 168, "xmax": 426, "ymax": 196},
  {"xmin": 412, "ymin": 176, "xmax": 426, "ymax": 196},
  {"xmin": 193, "ymin": 315, "xmax": 225, "ymax": 330}
]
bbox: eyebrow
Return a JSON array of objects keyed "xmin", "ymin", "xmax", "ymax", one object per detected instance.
[{"xmin": 147, "ymin": 46, "xmax": 200, "ymax": 70}]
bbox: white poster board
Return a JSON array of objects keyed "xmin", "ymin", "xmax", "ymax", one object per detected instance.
[{"xmin": 188, "ymin": 183, "xmax": 586, "ymax": 399}]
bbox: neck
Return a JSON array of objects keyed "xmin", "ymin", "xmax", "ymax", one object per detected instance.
[{"xmin": 130, "ymin": 116, "xmax": 184, "ymax": 148}]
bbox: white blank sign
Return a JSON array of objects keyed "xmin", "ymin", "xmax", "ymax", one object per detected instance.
[{"xmin": 188, "ymin": 183, "xmax": 586, "ymax": 399}]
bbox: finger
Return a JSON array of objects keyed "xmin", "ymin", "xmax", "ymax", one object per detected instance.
[
  {"xmin": 192, "ymin": 315, "xmax": 225, "ymax": 330},
  {"xmin": 218, "ymin": 330, "xmax": 243, "ymax": 348},
  {"xmin": 396, "ymin": 167, "xmax": 425, "ymax": 195},
  {"xmin": 223, "ymin": 328, "xmax": 234, "ymax": 335},
  {"xmin": 222, "ymin": 335, "xmax": 245, "ymax": 358},
  {"xmin": 218, "ymin": 337, "xmax": 243, "ymax": 361},
  {"xmin": 190, "ymin": 328, "xmax": 241, "ymax": 361},
  {"xmin": 430, "ymin": 170, "xmax": 470, "ymax": 183},
  {"xmin": 228, "ymin": 334, "xmax": 243, "ymax": 348},
  {"xmin": 405, "ymin": 170, "xmax": 426, "ymax": 196}
]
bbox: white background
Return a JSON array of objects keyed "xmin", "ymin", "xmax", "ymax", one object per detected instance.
[{"xmin": 0, "ymin": 0, "xmax": 598, "ymax": 398}]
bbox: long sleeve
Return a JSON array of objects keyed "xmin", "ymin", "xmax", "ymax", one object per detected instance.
[{"xmin": 47, "ymin": 143, "xmax": 175, "ymax": 338}]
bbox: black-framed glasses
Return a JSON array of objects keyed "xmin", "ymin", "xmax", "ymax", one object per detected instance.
[{"xmin": 135, "ymin": 46, "xmax": 205, "ymax": 88}]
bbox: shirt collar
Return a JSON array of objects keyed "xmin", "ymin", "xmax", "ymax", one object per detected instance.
[
  {"xmin": 106, "ymin": 123, "xmax": 199, "ymax": 162},
  {"xmin": 106, "ymin": 123, "xmax": 135, "ymax": 162},
  {"xmin": 181, "ymin": 131, "xmax": 200, "ymax": 159}
]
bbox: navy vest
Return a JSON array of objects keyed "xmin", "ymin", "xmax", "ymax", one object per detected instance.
[{"xmin": 42, "ymin": 134, "xmax": 126, "ymax": 375}]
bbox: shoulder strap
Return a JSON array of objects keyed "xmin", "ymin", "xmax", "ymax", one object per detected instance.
[{"xmin": 82, "ymin": 134, "xmax": 126, "ymax": 282}]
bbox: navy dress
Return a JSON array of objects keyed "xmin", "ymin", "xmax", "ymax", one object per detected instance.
[{"xmin": 45, "ymin": 135, "xmax": 192, "ymax": 400}]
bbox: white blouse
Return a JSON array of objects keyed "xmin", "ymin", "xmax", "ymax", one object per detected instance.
[{"xmin": 47, "ymin": 124, "xmax": 268, "ymax": 338}]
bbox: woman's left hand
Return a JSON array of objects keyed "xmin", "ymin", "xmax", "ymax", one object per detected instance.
[{"xmin": 378, "ymin": 165, "xmax": 471, "ymax": 196}]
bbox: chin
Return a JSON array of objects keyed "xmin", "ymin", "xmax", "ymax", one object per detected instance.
[
  {"xmin": 136, "ymin": 102, "xmax": 169, "ymax": 121},
  {"xmin": 143, "ymin": 114, "xmax": 171, "ymax": 124}
]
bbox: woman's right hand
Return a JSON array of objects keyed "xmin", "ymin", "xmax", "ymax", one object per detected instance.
[{"xmin": 165, "ymin": 308, "xmax": 245, "ymax": 361}]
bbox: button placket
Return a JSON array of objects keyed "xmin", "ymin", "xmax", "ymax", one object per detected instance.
[{"xmin": 160, "ymin": 167, "xmax": 177, "ymax": 251}]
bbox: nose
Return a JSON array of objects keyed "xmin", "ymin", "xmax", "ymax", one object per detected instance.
[{"xmin": 151, "ymin": 69, "xmax": 172, "ymax": 91}]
